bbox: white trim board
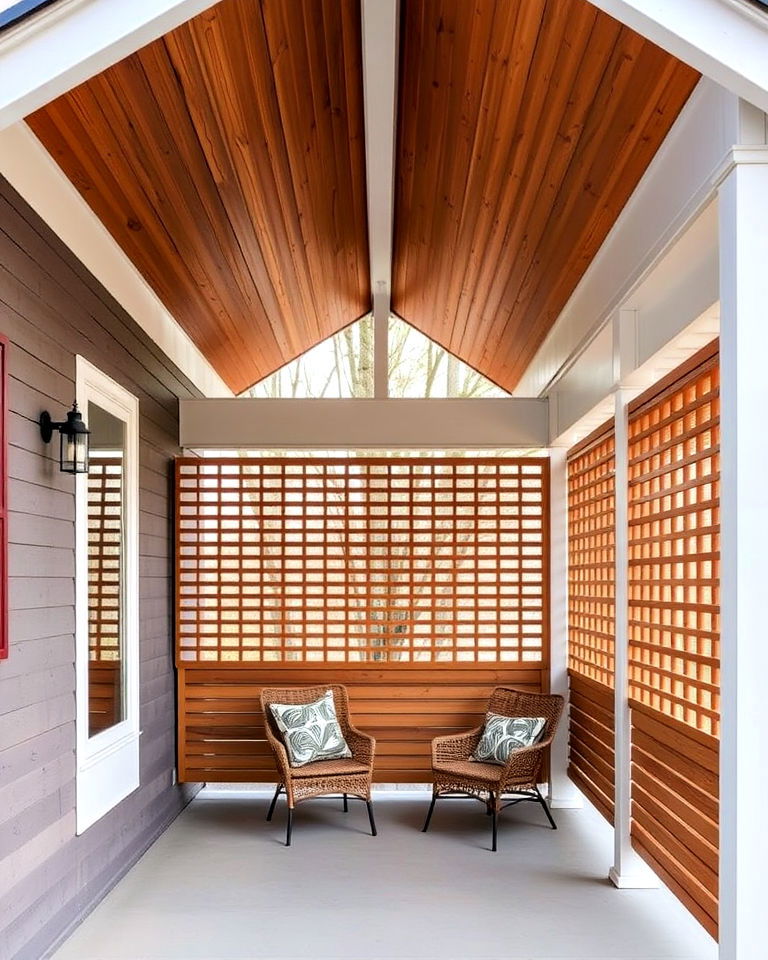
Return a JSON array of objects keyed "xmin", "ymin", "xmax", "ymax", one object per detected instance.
[
  {"xmin": 0, "ymin": 122, "xmax": 232, "ymax": 399},
  {"xmin": 179, "ymin": 397, "xmax": 549, "ymax": 450}
]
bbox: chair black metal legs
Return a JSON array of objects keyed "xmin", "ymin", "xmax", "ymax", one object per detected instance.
[
  {"xmin": 286, "ymin": 807, "xmax": 293, "ymax": 846},
  {"xmin": 421, "ymin": 791, "xmax": 437, "ymax": 832},
  {"xmin": 535, "ymin": 786, "xmax": 558, "ymax": 829},
  {"xmin": 343, "ymin": 792, "xmax": 348, "ymax": 812},
  {"xmin": 366, "ymin": 800, "xmax": 377, "ymax": 836},
  {"xmin": 266, "ymin": 784, "xmax": 282, "ymax": 821}
]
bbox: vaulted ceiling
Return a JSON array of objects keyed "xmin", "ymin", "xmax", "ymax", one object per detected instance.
[{"xmin": 27, "ymin": 0, "xmax": 699, "ymax": 395}]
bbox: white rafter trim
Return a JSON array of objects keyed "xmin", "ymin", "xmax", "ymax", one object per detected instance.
[
  {"xmin": 0, "ymin": 122, "xmax": 232, "ymax": 397},
  {"xmin": 361, "ymin": 0, "xmax": 399, "ymax": 398},
  {"xmin": 0, "ymin": 0, "xmax": 219, "ymax": 130},
  {"xmin": 587, "ymin": 0, "xmax": 768, "ymax": 114}
]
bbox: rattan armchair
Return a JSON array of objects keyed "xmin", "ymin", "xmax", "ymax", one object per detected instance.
[
  {"xmin": 422, "ymin": 687, "xmax": 564, "ymax": 851},
  {"xmin": 260, "ymin": 684, "xmax": 377, "ymax": 846}
]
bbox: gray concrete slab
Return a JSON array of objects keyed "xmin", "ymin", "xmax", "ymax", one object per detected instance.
[{"xmin": 53, "ymin": 795, "xmax": 717, "ymax": 960}]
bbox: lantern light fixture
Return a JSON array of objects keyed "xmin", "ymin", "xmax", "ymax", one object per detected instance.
[{"xmin": 39, "ymin": 402, "xmax": 90, "ymax": 474}]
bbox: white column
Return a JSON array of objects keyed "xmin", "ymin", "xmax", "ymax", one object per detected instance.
[
  {"xmin": 718, "ymin": 148, "xmax": 768, "ymax": 960},
  {"xmin": 609, "ymin": 387, "xmax": 656, "ymax": 888},
  {"xmin": 547, "ymin": 447, "xmax": 582, "ymax": 808},
  {"xmin": 373, "ymin": 287, "xmax": 389, "ymax": 399}
]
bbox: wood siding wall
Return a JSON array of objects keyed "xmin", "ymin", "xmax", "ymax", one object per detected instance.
[{"xmin": 0, "ymin": 177, "xmax": 200, "ymax": 960}]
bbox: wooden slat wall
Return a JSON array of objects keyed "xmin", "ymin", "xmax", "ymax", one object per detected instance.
[
  {"xmin": 175, "ymin": 456, "xmax": 549, "ymax": 782},
  {"xmin": 567, "ymin": 423, "xmax": 615, "ymax": 822},
  {"xmin": 179, "ymin": 664, "xmax": 546, "ymax": 782},
  {"xmin": 627, "ymin": 342, "xmax": 720, "ymax": 939}
]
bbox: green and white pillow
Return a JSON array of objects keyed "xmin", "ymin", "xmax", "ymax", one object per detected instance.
[
  {"xmin": 269, "ymin": 690, "xmax": 352, "ymax": 767},
  {"xmin": 471, "ymin": 714, "xmax": 546, "ymax": 765}
]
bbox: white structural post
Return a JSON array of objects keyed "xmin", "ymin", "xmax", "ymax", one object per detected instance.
[
  {"xmin": 718, "ymin": 144, "xmax": 768, "ymax": 960},
  {"xmin": 609, "ymin": 387, "xmax": 656, "ymax": 888},
  {"xmin": 547, "ymin": 447, "xmax": 582, "ymax": 808}
]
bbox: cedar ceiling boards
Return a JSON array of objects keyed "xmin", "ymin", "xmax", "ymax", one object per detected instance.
[
  {"xmin": 27, "ymin": 0, "xmax": 370, "ymax": 395},
  {"xmin": 391, "ymin": 0, "xmax": 700, "ymax": 393}
]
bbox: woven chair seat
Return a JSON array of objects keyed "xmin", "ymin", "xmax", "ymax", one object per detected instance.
[
  {"xmin": 432, "ymin": 758, "xmax": 503, "ymax": 784},
  {"xmin": 289, "ymin": 757, "xmax": 370, "ymax": 778}
]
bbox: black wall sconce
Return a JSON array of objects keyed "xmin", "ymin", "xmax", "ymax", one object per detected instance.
[{"xmin": 39, "ymin": 402, "xmax": 90, "ymax": 474}]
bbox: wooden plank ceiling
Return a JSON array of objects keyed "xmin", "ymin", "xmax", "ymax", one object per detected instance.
[
  {"xmin": 27, "ymin": 0, "xmax": 699, "ymax": 394},
  {"xmin": 27, "ymin": 0, "xmax": 370, "ymax": 395},
  {"xmin": 392, "ymin": 0, "xmax": 700, "ymax": 392}
]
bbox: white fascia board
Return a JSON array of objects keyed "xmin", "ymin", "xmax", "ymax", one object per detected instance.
[
  {"xmin": 179, "ymin": 397, "xmax": 549, "ymax": 450},
  {"xmin": 0, "ymin": 121, "xmax": 232, "ymax": 398},
  {"xmin": 513, "ymin": 78, "xmax": 735, "ymax": 400},
  {"xmin": 0, "ymin": 0, "xmax": 218, "ymax": 131},
  {"xmin": 587, "ymin": 0, "xmax": 768, "ymax": 115}
]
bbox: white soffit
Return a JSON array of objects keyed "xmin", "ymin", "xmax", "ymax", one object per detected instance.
[
  {"xmin": 587, "ymin": 0, "xmax": 768, "ymax": 115},
  {"xmin": 0, "ymin": 0, "xmax": 219, "ymax": 130},
  {"xmin": 0, "ymin": 121, "xmax": 232, "ymax": 398}
]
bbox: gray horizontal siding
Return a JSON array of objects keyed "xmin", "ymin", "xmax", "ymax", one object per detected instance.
[{"xmin": 0, "ymin": 176, "xmax": 201, "ymax": 960}]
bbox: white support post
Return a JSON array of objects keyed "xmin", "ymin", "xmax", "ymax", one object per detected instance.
[
  {"xmin": 373, "ymin": 286, "xmax": 389, "ymax": 399},
  {"xmin": 609, "ymin": 387, "xmax": 656, "ymax": 888},
  {"xmin": 547, "ymin": 447, "xmax": 582, "ymax": 809},
  {"xmin": 718, "ymin": 146, "xmax": 768, "ymax": 960}
]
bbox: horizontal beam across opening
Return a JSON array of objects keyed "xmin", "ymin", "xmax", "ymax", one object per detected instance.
[{"xmin": 179, "ymin": 398, "xmax": 550, "ymax": 450}]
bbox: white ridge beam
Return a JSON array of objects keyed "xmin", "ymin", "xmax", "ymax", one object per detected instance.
[
  {"xmin": 587, "ymin": 0, "xmax": 768, "ymax": 114},
  {"xmin": 0, "ymin": 0, "xmax": 218, "ymax": 131},
  {"xmin": 361, "ymin": 0, "xmax": 399, "ymax": 398}
]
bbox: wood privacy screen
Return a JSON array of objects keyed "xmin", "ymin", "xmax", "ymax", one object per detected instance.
[
  {"xmin": 627, "ymin": 342, "xmax": 720, "ymax": 938},
  {"xmin": 175, "ymin": 457, "xmax": 550, "ymax": 782},
  {"xmin": 567, "ymin": 423, "xmax": 616, "ymax": 823}
]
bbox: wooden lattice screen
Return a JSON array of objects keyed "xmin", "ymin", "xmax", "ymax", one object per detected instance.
[
  {"xmin": 175, "ymin": 456, "xmax": 550, "ymax": 782},
  {"xmin": 567, "ymin": 422, "xmax": 616, "ymax": 823},
  {"xmin": 627, "ymin": 341, "xmax": 720, "ymax": 938},
  {"xmin": 87, "ymin": 452, "xmax": 123, "ymax": 734}
]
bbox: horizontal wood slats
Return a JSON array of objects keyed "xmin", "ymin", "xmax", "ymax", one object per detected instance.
[
  {"xmin": 631, "ymin": 701, "xmax": 719, "ymax": 938},
  {"xmin": 178, "ymin": 664, "xmax": 546, "ymax": 782},
  {"xmin": 28, "ymin": 0, "xmax": 369, "ymax": 394},
  {"xmin": 627, "ymin": 344, "xmax": 720, "ymax": 938},
  {"xmin": 568, "ymin": 672, "xmax": 615, "ymax": 824},
  {"xmin": 392, "ymin": 0, "xmax": 699, "ymax": 392}
]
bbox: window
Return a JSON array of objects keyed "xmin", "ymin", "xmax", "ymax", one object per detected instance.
[
  {"xmin": 75, "ymin": 357, "xmax": 139, "ymax": 833},
  {"xmin": 0, "ymin": 1, "xmax": 59, "ymax": 33}
]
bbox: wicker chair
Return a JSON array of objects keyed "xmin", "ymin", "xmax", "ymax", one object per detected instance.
[
  {"xmin": 422, "ymin": 687, "xmax": 564, "ymax": 851},
  {"xmin": 260, "ymin": 684, "xmax": 377, "ymax": 846}
]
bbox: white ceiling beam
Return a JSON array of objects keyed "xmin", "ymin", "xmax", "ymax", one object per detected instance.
[
  {"xmin": 180, "ymin": 398, "xmax": 549, "ymax": 450},
  {"xmin": 361, "ymin": 0, "xmax": 399, "ymax": 397},
  {"xmin": 0, "ymin": 0, "xmax": 218, "ymax": 131},
  {"xmin": 587, "ymin": 0, "xmax": 768, "ymax": 114}
]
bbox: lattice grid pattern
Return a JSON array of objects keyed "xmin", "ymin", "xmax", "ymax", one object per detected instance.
[
  {"xmin": 627, "ymin": 359, "xmax": 720, "ymax": 736},
  {"xmin": 88, "ymin": 453, "xmax": 123, "ymax": 662},
  {"xmin": 175, "ymin": 458, "xmax": 549, "ymax": 664},
  {"xmin": 567, "ymin": 429, "xmax": 616, "ymax": 687}
]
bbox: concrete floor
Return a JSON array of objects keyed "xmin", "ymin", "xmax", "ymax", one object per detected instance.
[{"xmin": 53, "ymin": 792, "xmax": 717, "ymax": 960}]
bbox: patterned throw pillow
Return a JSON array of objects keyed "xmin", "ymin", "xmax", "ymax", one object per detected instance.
[
  {"xmin": 471, "ymin": 714, "xmax": 547, "ymax": 765},
  {"xmin": 269, "ymin": 690, "xmax": 352, "ymax": 767}
]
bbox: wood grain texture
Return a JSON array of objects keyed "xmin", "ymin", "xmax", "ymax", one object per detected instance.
[
  {"xmin": 568, "ymin": 671, "xmax": 614, "ymax": 824},
  {"xmin": 391, "ymin": 0, "xmax": 700, "ymax": 391},
  {"xmin": 0, "ymin": 176, "xmax": 199, "ymax": 960},
  {"xmin": 178, "ymin": 664, "xmax": 547, "ymax": 782},
  {"xmin": 27, "ymin": 0, "xmax": 370, "ymax": 395}
]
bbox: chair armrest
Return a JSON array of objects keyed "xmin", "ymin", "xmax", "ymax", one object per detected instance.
[
  {"xmin": 432, "ymin": 726, "xmax": 484, "ymax": 765},
  {"xmin": 347, "ymin": 725, "xmax": 376, "ymax": 766},
  {"xmin": 499, "ymin": 738, "xmax": 550, "ymax": 787}
]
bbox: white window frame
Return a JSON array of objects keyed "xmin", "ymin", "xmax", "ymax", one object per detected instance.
[{"xmin": 75, "ymin": 356, "xmax": 140, "ymax": 834}]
